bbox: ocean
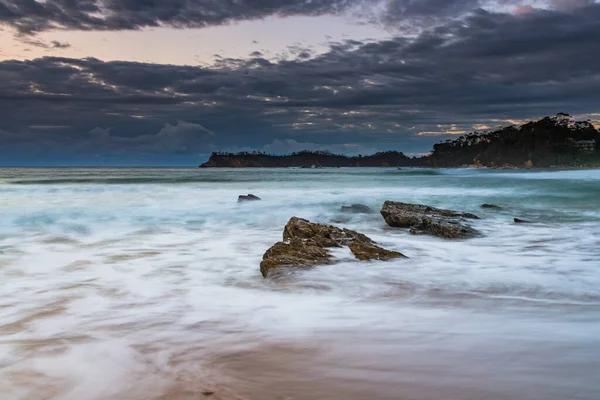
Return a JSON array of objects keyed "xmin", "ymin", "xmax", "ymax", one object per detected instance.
[{"xmin": 1, "ymin": 167, "xmax": 599, "ymax": 400}]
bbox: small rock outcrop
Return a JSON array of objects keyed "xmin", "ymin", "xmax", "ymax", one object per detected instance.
[
  {"xmin": 260, "ymin": 217, "xmax": 406, "ymax": 277},
  {"xmin": 380, "ymin": 201, "xmax": 480, "ymax": 239},
  {"xmin": 481, "ymin": 204, "xmax": 502, "ymax": 209},
  {"xmin": 348, "ymin": 241, "xmax": 406, "ymax": 261},
  {"xmin": 341, "ymin": 204, "xmax": 373, "ymax": 214},
  {"xmin": 514, "ymin": 218, "xmax": 531, "ymax": 223},
  {"xmin": 238, "ymin": 194, "xmax": 261, "ymax": 202},
  {"xmin": 282, "ymin": 217, "xmax": 372, "ymax": 247},
  {"xmin": 260, "ymin": 238, "xmax": 334, "ymax": 277}
]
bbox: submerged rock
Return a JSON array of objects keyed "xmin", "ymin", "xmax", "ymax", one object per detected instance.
[
  {"xmin": 514, "ymin": 218, "xmax": 532, "ymax": 223},
  {"xmin": 238, "ymin": 194, "xmax": 261, "ymax": 202},
  {"xmin": 348, "ymin": 241, "xmax": 406, "ymax": 261},
  {"xmin": 380, "ymin": 201, "xmax": 480, "ymax": 239},
  {"xmin": 341, "ymin": 204, "xmax": 373, "ymax": 214},
  {"xmin": 260, "ymin": 217, "xmax": 406, "ymax": 277},
  {"xmin": 481, "ymin": 204, "xmax": 502, "ymax": 209},
  {"xmin": 408, "ymin": 217, "xmax": 479, "ymax": 239}
]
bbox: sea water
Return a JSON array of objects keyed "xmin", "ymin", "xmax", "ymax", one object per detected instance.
[{"xmin": 1, "ymin": 167, "xmax": 599, "ymax": 400}]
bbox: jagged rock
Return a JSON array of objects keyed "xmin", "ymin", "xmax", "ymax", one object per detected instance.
[
  {"xmin": 348, "ymin": 242, "xmax": 406, "ymax": 261},
  {"xmin": 261, "ymin": 217, "xmax": 406, "ymax": 277},
  {"xmin": 238, "ymin": 194, "xmax": 261, "ymax": 202},
  {"xmin": 408, "ymin": 218, "xmax": 479, "ymax": 239},
  {"xmin": 283, "ymin": 217, "xmax": 372, "ymax": 247},
  {"xmin": 380, "ymin": 201, "xmax": 480, "ymax": 239},
  {"xmin": 514, "ymin": 218, "xmax": 531, "ymax": 223},
  {"xmin": 341, "ymin": 204, "xmax": 373, "ymax": 214},
  {"xmin": 481, "ymin": 204, "xmax": 502, "ymax": 209},
  {"xmin": 260, "ymin": 238, "xmax": 333, "ymax": 277}
]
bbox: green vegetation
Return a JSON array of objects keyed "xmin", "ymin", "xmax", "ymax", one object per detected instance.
[
  {"xmin": 426, "ymin": 113, "xmax": 600, "ymax": 168},
  {"xmin": 201, "ymin": 114, "xmax": 600, "ymax": 168},
  {"xmin": 200, "ymin": 150, "xmax": 412, "ymax": 168}
]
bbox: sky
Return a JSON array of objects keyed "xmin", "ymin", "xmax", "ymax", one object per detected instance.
[{"xmin": 1, "ymin": 0, "xmax": 599, "ymax": 165}]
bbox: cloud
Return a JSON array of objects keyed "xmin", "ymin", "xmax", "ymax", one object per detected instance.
[
  {"xmin": 418, "ymin": 125, "xmax": 470, "ymax": 136},
  {"xmin": 550, "ymin": 0, "xmax": 597, "ymax": 11},
  {"xmin": 0, "ymin": 0, "xmax": 364, "ymax": 35},
  {"xmin": 1, "ymin": 3, "xmax": 600, "ymax": 164},
  {"xmin": 51, "ymin": 40, "xmax": 71, "ymax": 49},
  {"xmin": 17, "ymin": 37, "xmax": 71, "ymax": 49},
  {"xmin": 0, "ymin": 121, "xmax": 217, "ymax": 164},
  {"xmin": 81, "ymin": 121, "xmax": 215, "ymax": 154},
  {"xmin": 4, "ymin": 0, "xmax": 596, "ymax": 36},
  {"xmin": 262, "ymin": 138, "xmax": 377, "ymax": 155}
]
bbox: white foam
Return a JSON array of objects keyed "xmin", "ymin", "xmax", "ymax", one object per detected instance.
[{"xmin": 1, "ymin": 167, "xmax": 600, "ymax": 399}]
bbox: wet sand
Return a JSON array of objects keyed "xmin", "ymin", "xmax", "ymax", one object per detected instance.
[{"xmin": 160, "ymin": 331, "xmax": 600, "ymax": 400}]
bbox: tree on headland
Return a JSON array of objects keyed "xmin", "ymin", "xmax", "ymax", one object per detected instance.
[
  {"xmin": 201, "ymin": 114, "xmax": 600, "ymax": 168},
  {"xmin": 427, "ymin": 113, "xmax": 599, "ymax": 167}
]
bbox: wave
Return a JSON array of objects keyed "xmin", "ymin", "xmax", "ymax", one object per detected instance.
[
  {"xmin": 395, "ymin": 169, "xmax": 442, "ymax": 176},
  {"xmin": 8, "ymin": 177, "xmax": 243, "ymax": 185}
]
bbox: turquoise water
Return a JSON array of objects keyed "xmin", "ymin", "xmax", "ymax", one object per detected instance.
[{"xmin": 1, "ymin": 168, "xmax": 599, "ymax": 399}]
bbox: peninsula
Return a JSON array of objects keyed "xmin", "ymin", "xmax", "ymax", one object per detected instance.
[
  {"xmin": 200, "ymin": 150, "xmax": 414, "ymax": 168},
  {"xmin": 199, "ymin": 114, "xmax": 600, "ymax": 168}
]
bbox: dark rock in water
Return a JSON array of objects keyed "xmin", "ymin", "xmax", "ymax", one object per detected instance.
[
  {"xmin": 260, "ymin": 238, "xmax": 334, "ymax": 277},
  {"xmin": 238, "ymin": 194, "xmax": 261, "ymax": 202},
  {"xmin": 514, "ymin": 218, "xmax": 532, "ymax": 223},
  {"xmin": 481, "ymin": 204, "xmax": 502, "ymax": 209},
  {"xmin": 380, "ymin": 201, "xmax": 479, "ymax": 226},
  {"xmin": 341, "ymin": 204, "xmax": 373, "ymax": 214},
  {"xmin": 348, "ymin": 241, "xmax": 406, "ymax": 261},
  {"xmin": 331, "ymin": 217, "xmax": 351, "ymax": 224},
  {"xmin": 408, "ymin": 217, "xmax": 479, "ymax": 239},
  {"xmin": 380, "ymin": 201, "xmax": 480, "ymax": 239},
  {"xmin": 260, "ymin": 217, "xmax": 406, "ymax": 277},
  {"xmin": 283, "ymin": 216, "xmax": 372, "ymax": 247}
]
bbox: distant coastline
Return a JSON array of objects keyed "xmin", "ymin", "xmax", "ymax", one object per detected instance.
[
  {"xmin": 199, "ymin": 150, "xmax": 416, "ymax": 168},
  {"xmin": 200, "ymin": 114, "xmax": 600, "ymax": 169}
]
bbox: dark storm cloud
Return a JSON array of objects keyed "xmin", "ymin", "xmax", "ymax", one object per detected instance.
[
  {"xmin": 2, "ymin": 0, "xmax": 584, "ymax": 36},
  {"xmin": 1, "ymin": 3, "xmax": 600, "ymax": 164},
  {"xmin": 381, "ymin": 0, "xmax": 481, "ymax": 26},
  {"xmin": 0, "ymin": 0, "xmax": 362, "ymax": 35}
]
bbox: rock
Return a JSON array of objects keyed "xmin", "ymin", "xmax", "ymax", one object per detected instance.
[
  {"xmin": 261, "ymin": 217, "xmax": 405, "ymax": 277},
  {"xmin": 260, "ymin": 238, "xmax": 334, "ymax": 278},
  {"xmin": 380, "ymin": 201, "xmax": 480, "ymax": 239},
  {"xmin": 481, "ymin": 204, "xmax": 502, "ymax": 209},
  {"xmin": 514, "ymin": 218, "xmax": 531, "ymax": 223},
  {"xmin": 238, "ymin": 194, "xmax": 261, "ymax": 202},
  {"xmin": 201, "ymin": 390, "xmax": 215, "ymax": 397},
  {"xmin": 408, "ymin": 217, "xmax": 479, "ymax": 239},
  {"xmin": 380, "ymin": 201, "xmax": 479, "ymax": 227},
  {"xmin": 341, "ymin": 204, "xmax": 373, "ymax": 214},
  {"xmin": 283, "ymin": 216, "xmax": 373, "ymax": 248},
  {"xmin": 348, "ymin": 242, "xmax": 406, "ymax": 261}
]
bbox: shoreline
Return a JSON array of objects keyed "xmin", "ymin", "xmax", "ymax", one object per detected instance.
[{"xmin": 197, "ymin": 165, "xmax": 600, "ymax": 170}]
